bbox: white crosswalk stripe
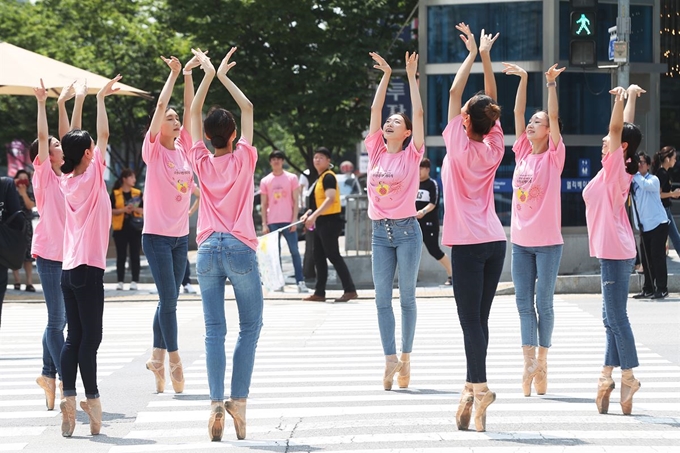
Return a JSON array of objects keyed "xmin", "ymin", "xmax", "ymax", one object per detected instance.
[{"xmin": 1, "ymin": 296, "xmax": 678, "ymax": 452}]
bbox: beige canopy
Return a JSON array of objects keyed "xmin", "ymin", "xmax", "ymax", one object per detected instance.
[{"xmin": 0, "ymin": 42, "xmax": 152, "ymax": 99}]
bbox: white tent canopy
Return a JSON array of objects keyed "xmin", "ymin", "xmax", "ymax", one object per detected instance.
[{"xmin": 0, "ymin": 42, "xmax": 151, "ymax": 99}]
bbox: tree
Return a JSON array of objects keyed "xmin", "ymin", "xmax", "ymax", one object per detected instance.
[{"xmin": 161, "ymin": 0, "xmax": 418, "ymax": 171}]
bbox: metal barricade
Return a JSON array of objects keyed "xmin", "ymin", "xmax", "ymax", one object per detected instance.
[{"xmin": 344, "ymin": 195, "xmax": 372, "ymax": 255}]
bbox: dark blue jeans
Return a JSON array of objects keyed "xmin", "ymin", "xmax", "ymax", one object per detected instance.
[
  {"xmin": 60, "ymin": 265, "xmax": 104, "ymax": 398},
  {"xmin": 451, "ymin": 241, "xmax": 507, "ymax": 383},
  {"xmin": 142, "ymin": 234, "xmax": 188, "ymax": 352},
  {"xmin": 37, "ymin": 257, "xmax": 65, "ymax": 379}
]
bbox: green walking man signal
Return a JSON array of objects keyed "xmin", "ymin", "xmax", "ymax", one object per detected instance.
[{"xmin": 575, "ymin": 14, "xmax": 592, "ymax": 36}]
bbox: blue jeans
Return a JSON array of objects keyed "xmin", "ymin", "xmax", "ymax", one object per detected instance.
[
  {"xmin": 197, "ymin": 233, "xmax": 263, "ymax": 401},
  {"xmin": 511, "ymin": 244, "xmax": 563, "ymax": 348},
  {"xmin": 61, "ymin": 265, "xmax": 104, "ymax": 398},
  {"xmin": 600, "ymin": 258, "xmax": 639, "ymax": 370},
  {"xmin": 268, "ymin": 222, "xmax": 303, "ymax": 283},
  {"xmin": 371, "ymin": 218, "xmax": 422, "ymax": 356},
  {"xmin": 664, "ymin": 207, "xmax": 680, "ymax": 252},
  {"xmin": 451, "ymin": 241, "xmax": 507, "ymax": 383},
  {"xmin": 142, "ymin": 234, "xmax": 188, "ymax": 352},
  {"xmin": 36, "ymin": 257, "xmax": 65, "ymax": 379}
]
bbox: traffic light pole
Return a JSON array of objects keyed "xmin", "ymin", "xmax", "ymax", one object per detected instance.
[{"xmin": 617, "ymin": 0, "xmax": 630, "ymax": 88}]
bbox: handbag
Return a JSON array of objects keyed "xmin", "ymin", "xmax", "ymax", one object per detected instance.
[
  {"xmin": 0, "ymin": 180, "xmax": 28, "ymax": 270},
  {"xmin": 129, "ymin": 216, "xmax": 144, "ymax": 232}
]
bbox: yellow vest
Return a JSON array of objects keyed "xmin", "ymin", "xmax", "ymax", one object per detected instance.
[
  {"xmin": 314, "ymin": 169, "xmax": 341, "ymax": 216},
  {"xmin": 112, "ymin": 188, "xmax": 142, "ymax": 231}
]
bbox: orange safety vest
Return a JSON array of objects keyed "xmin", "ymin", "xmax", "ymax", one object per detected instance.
[
  {"xmin": 314, "ymin": 169, "xmax": 341, "ymax": 216},
  {"xmin": 111, "ymin": 187, "xmax": 142, "ymax": 231}
]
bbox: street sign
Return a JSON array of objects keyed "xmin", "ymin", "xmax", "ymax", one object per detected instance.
[
  {"xmin": 579, "ymin": 158, "xmax": 591, "ymax": 177},
  {"xmin": 608, "ymin": 26, "xmax": 617, "ymax": 61}
]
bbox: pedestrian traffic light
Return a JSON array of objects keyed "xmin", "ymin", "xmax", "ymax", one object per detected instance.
[{"xmin": 569, "ymin": 0, "xmax": 598, "ymax": 67}]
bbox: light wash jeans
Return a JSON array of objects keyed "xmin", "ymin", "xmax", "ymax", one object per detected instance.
[
  {"xmin": 142, "ymin": 233, "xmax": 188, "ymax": 352},
  {"xmin": 371, "ymin": 217, "xmax": 422, "ymax": 356},
  {"xmin": 197, "ymin": 232, "xmax": 263, "ymax": 401},
  {"xmin": 600, "ymin": 258, "xmax": 639, "ymax": 370},
  {"xmin": 267, "ymin": 222, "xmax": 303, "ymax": 283},
  {"xmin": 36, "ymin": 257, "xmax": 65, "ymax": 379},
  {"xmin": 664, "ymin": 207, "xmax": 680, "ymax": 252},
  {"xmin": 511, "ymin": 244, "xmax": 563, "ymax": 348}
]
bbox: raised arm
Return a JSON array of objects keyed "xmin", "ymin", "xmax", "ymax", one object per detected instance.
[
  {"xmin": 368, "ymin": 52, "xmax": 391, "ymax": 135},
  {"xmin": 607, "ymin": 86, "xmax": 626, "ymax": 154},
  {"xmin": 545, "ymin": 64, "xmax": 565, "ymax": 146},
  {"xmin": 95, "ymin": 74, "xmax": 122, "ymax": 156},
  {"xmin": 149, "ymin": 56, "xmax": 181, "ymax": 140},
  {"xmin": 33, "ymin": 79, "xmax": 50, "ymax": 164},
  {"xmin": 189, "ymin": 48, "xmax": 216, "ymax": 143},
  {"xmin": 502, "ymin": 63, "xmax": 528, "ymax": 137},
  {"xmin": 216, "ymin": 47, "xmax": 253, "ymax": 144},
  {"xmin": 448, "ymin": 23, "xmax": 478, "ymax": 122},
  {"xmin": 182, "ymin": 53, "xmax": 204, "ymax": 135},
  {"xmin": 71, "ymin": 80, "xmax": 88, "ymax": 131},
  {"xmin": 624, "ymin": 84, "xmax": 646, "ymax": 124},
  {"xmin": 479, "ymin": 29, "xmax": 499, "ymax": 101},
  {"xmin": 405, "ymin": 51, "xmax": 424, "ymax": 150},
  {"xmin": 57, "ymin": 81, "xmax": 76, "ymax": 139}
]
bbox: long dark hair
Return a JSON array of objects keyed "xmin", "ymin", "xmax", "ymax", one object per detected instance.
[
  {"xmin": 112, "ymin": 168, "xmax": 135, "ymax": 191},
  {"xmin": 467, "ymin": 94, "xmax": 501, "ymax": 136},
  {"xmin": 204, "ymin": 107, "xmax": 236, "ymax": 149},
  {"xmin": 651, "ymin": 146, "xmax": 676, "ymax": 175},
  {"xmin": 61, "ymin": 130, "xmax": 93, "ymax": 174},
  {"xmin": 29, "ymin": 136, "xmax": 56, "ymax": 162},
  {"xmin": 622, "ymin": 122, "xmax": 641, "ymax": 176}
]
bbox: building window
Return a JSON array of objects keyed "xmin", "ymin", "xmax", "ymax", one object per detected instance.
[
  {"xmin": 428, "ymin": 2, "xmax": 543, "ymax": 63},
  {"xmin": 557, "ymin": 73, "xmax": 610, "ymax": 135}
]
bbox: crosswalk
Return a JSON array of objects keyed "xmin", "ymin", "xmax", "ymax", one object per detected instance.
[{"xmin": 1, "ymin": 295, "xmax": 679, "ymax": 452}]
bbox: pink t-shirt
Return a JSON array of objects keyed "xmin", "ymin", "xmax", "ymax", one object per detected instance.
[
  {"xmin": 365, "ymin": 130, "xmax": 424, "ymax": 220},
  {"xmin": 187, "ymin": 138, "xmax": 258, "ymax": 250},
  {"xmin": 582, "ymin": 147, "xmax": 636, "ymax": 260},
  {"xmin": 511, "ymin": 132, "xmax": 565, "ymax": 246},
  {"xmin": 31, "ymin": 156, "xmax": 65, "ymax": 262},
  {"xmin": 142, "ymin": 128, "xmax": 195, "ymax": 237},
  {"xmin": 259, "ymin": 171, "xmax": 299, "ymax": 224},
  {"xmin": 441, "ymin": 115, "xmax": 506, "ymax": 246},
  {"xmin": 60, "ymin": 148, "xmax": 112, "ymax": 270}
]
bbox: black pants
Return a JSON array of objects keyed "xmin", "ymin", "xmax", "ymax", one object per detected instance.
[
  {"xmin": 419, "ymin": 221, "xmax": 446, "ymax": 261},
  {"xmin": 182, "ymin": 259, "xmax": 191, "ymax": 286},
  {"xmin": 451, "ymin": 241, "xmax": 506, "ymax": 383},
  {"xmin": 113, "ymin": 225, "xmax": 142, "ymax": 282},
  {"xmin": 640, "ymin": 222, "xmax": 669, "ymax": 293},
  {"xmin": 0, "ymin": 265, "xmax": 7, "ymax": 329},
  {"xmin": 61, "ymin": 265, "xmax": 104, "ymax": 398},
  {"xmin": 303, "ymin": 228, "xmax": 316, "ymax": 279},
  {"xmin": 313, "ymin": 216, "xmax": 356, "ymax": 297}
]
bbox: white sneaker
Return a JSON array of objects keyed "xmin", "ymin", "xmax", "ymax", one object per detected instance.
[
  {"xmin": 116, "ymin": 282, "xmax": 124, "ymax": 291},
  {"xmin": 297, "ymin": 282, "xmax": 309, "ymax": 293},
  {"xmin": 183, "ymin": 283, "xmax": 197, "ymax": 294},
  {"xmin": 130, "ymin": 281, "xmax": 138, "ymax": 291}
]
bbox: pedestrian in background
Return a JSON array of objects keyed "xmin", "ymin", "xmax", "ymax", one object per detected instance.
[
  {"xmin": 631, "ymin": 151, "xmax": 669, "ymax": 299},
  {"xmin": 0, "ymin": 176, "xmax": 24, "ymax": 328},
  {"xmin": 416, "ymin": 158, "xmax": 452, "ymax": 285},
  {"xmin": 260, "ymin": 149, "xmax": 308, "ymax": 293},
  {"xmin": 441, "ymin": 24, "xmax": 503, "ymax": 433},
  {"xmin": 503, "ymin": 62, "xmax": 566, "ymax": 397},
  {"xmin": 365, "ymin": 50, "xmax": 424, "ymax": 391},
  {"xmin": 11, "ymin": 169, "xmax": 36, "ymax": 292},
  {"xmin": 58, "ymin": 75, "xmax": 120, "ymax": 437},
  {"xmin": 582, "ymin": 84, "xmax": 644, "ymax": 416},
  {"xmin": 651, "ymin": 145, "xmax": 680, "ymax": 253},
  {"xmin": 189, "ymin": 47, "xmax": 264, "ymax": 442},
  {"xmin": 142, "ymin": 53, "xmax": 200, "ymax": 395},
  {"xmin": 110, "ymin": 169, "xmax": 143, "ymax": 291}
]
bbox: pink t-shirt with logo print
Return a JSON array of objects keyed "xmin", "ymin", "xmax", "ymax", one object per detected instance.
[
  {"xmin": 582, "ymin": 147, "xmax": 636, "ymax": 260},
  {"xmin": 142, "ymin": 128, "xmax": 195, "ymax": 237},
  {"xmin": 441, "ymin": 115, "xmax": 506, "ymax": 246},
  {"xmin": 511, "ymin": 132, "xmax": 565, "ymax": 247},
  {"xmin": 60, "ymin": 148, "xmax": 111, "ymax": 270},
  {"xmin": 186, "ymin": 137, "xmax": 258, "ymax": 250},
  {"xmin": 365, "ymin": 130, "xmax": 424, "ymax": 220},
  {"xmin": 31, "ymin": 156, "xmax": 66, "ymax": 262},
  {"xmin": 259, "ymin": 171, "xmax": 299, "ymax": 224}
]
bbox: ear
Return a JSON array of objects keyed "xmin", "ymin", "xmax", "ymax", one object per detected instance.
[
  {"xmin": 621, "ymin": 142, "xmax": 629, "ymax": 152},
  {"xmin": 230, "ymin": 130, "xmax": 237, "ymax": 142}
]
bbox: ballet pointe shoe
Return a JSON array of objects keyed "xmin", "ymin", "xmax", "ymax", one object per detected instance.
[
  {"xmin": 472, "ymin": 383, "xmax": 496, "ymax": 432},
  {"xmin": 534, "ymin": 346, "xmax": 549, "ymax": 395},
  {"xmin": 383, "ymin": 355, "xmax": 402, "ymax": 391},
  {"xmin": 595, "ymin": 366, "xmax": 615, "ymax": 414},
  {"xmin": 79, "ymin": 398, "xmax": 102, "ymax": 435},
  {"xmin": 397, "ymin": 353, "xmax": 410, "ymax": 389},
  {"xmin": 521, "ymin": 346, "xmax": 539, "ymax": 397},
  {"xmin": 208, "ymin": 401, "xmax": 225, "ymax": 441},
  {"xmin": 36, "ymin": 376, "xmax": 56, "ymax": 410},
  {"xmin": 620, "ymin": 369, "xmax": 641, "ymax": 415},
  {"xmin": 146, "ymin": 348, "xmax": 166, "ymax": 393},
  {"xmin": 225, "ymin": 398, "xmax": 247, "ymax": 440},
  {"xmin": 168, "ymin": 351, "xmax": 185, "ymax": 394},
  {"xmin": 455, "ymin": 383, "xmax": 474, "ymax": 430},
  {"xmin": 59, "ymin": 396, "xmax": 76, "ymax": 437}
]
